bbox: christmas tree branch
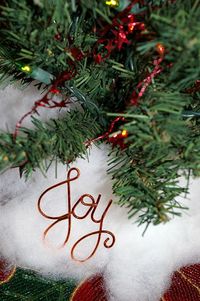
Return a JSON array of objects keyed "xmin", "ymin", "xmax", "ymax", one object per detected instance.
[
  {"xmin": 0, "ymin": 0, "xmax": 199, "ymax": 226},
  {"xmin": 0, "ymin": 110, "xmax": 101, "ymax": 177},
  {"xmin": 109, "ymin": 87, "xmax": 200, "ymax": 225}
]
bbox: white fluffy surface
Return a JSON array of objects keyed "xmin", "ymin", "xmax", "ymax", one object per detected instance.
[{"xmin": 1, "ymin": 84, "xmax": 200, "ymax": 301}]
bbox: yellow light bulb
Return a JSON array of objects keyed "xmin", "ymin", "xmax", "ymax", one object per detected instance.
[
  {"xmin": 121, "ymin": 129, "xmax": 128, "ymax": 137},
  {"xmin": 105, "ymin": 0, "xmax": 119, "ymax": 8},
  {"xmin": 21, "ymin": 65, "xmax": 32, "ymax": 73}
]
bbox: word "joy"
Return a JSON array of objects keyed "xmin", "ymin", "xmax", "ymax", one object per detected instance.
[{"xmin": 37, "ymin": 167, "xmax": 116, "ymax": 263}]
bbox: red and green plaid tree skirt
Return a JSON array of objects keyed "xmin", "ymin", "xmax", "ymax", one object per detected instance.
[{"xmin": 1, "ymin": 259, "xmax": 200, "ymax": 300}]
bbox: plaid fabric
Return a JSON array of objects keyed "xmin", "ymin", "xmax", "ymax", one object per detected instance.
[
  {"xmin": 1, "ymin": 259, "xmax": 200, "ymax": 300},
  {"xmin": 71, "ymin": 275, "xmax": 107, "ymax": 301},
  {"xmin": 162, "ymin": 264, "xmax": 200, "ymax": 301},
  {"xmin": 0, "ymin": 259, "xmax": 15, "ymax": 284},
  {"xmin": 72, "ymin": 265, "xmax": 200, "ymax": 301}
]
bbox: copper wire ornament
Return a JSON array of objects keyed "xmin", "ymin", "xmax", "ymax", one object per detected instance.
[{"xmin": 37, "ymin": 167, "xmax": 116, "ymax": 263}]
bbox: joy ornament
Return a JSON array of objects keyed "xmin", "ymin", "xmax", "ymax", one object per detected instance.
[{"xmin": 37, "ymin": 167, "xmax": 116, "ymax": 263}]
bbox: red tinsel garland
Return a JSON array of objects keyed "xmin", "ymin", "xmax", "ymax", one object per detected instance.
[{"xmin": 14, "ymin": 0, "xmax": 146, "ymax": 141}]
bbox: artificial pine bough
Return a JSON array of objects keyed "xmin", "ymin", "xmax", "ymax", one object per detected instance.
[{"xmin": 0, "ymin": 0, "xmax": 200, "ymax": 227}]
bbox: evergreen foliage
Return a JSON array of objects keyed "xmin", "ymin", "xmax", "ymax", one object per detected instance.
[
  {"xmin": 0, "ymin": 111, "xmax": 101, "ymax": 177},
  {"xmin": 0, "ymin": 0, "xmax": 200, "ymax": 225}
]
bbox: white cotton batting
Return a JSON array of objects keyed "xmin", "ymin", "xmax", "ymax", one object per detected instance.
[{"xmin": 0, "ymin": 84, "xmax": 200, "ymax": 301}]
